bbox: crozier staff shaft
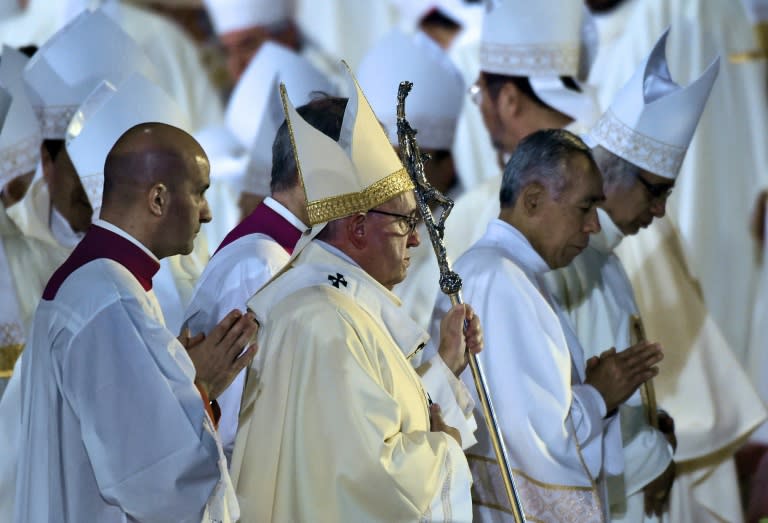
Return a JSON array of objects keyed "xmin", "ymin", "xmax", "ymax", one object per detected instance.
[{"xmin": 396, "ymin": 80, "xmax": 527, "ymax": 523}]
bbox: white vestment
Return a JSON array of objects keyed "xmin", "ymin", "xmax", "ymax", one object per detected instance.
[
  {"xmin": 13, "ymin": 221, "xmax": 237, "ymax": 522},
  {"xmin": 547, "ymin": 209, "xmax": 674, "ymax": 522},
  {"xmin": 183, "ymin": 197, "xmax": 302, "ymax": 458},
  {"xmin": 231, "ymin": 240, "xmax": 473, "ymax": 522},
  {"xmin": 587, "ymin": 0, "xmax": 768, "ymax": 365},
  {"xmin": 616, "ymin": 216, "xmax": 767, "ymax": 523},
  {"xmin": 435, "ymin": 219, "xmax": 620, "ymax": 522}
]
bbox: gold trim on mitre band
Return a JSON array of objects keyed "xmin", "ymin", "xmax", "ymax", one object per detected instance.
[{"xmin": 306, "ymin": 168, "xmax": 413, "ymax": 225}]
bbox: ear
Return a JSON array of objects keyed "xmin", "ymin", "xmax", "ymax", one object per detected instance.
[
  {"xmin": 147, "ymin": 183, "xmax": 168, "ymax": 217},
  {"xmin": 496, "ymin": 81, "xmax": 522, "ymax": 122},
  {"xmin": 347, "ymin": 213, "xmax": 368, "ymax": 250},
  {"xmin": 520, "ymin": 182, "xmax": 545, "ymax": 216},
  {"xmin": 40, "ymin": 144, "xmax": 54, "ymax": 185}
]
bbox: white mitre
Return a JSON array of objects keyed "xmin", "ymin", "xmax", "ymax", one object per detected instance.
[
  {"xmin": 586, "ymin": 29, "xmax": 720, "ymax": 180},
  {"xmin": 247, "ymin": 61, "xmax": 414, "ymax": 278},
  {"xmin": 0, "ymin": 46, "xmax": 42, "ymax": 186},
  {"xmin": 202, "ymin": 0, "xmax": 294, "ymax": 34},
  {"xmin": 357, "ymin": 30, "xmax": 465, "ymax": 151},
  {"xmin": 65, "ymin": 72, "xmax": 190, "ymax": 216},
  {"xmin": 479, "ymin": 0, "xmax": 597, "ymax": 124},
  {"xmin": 23, "ymin": 8, "xmax": 158, "ymax": 139},
  {"xmin": 227, "ymin": 41, "xmax": 335, "ymax": 196}
]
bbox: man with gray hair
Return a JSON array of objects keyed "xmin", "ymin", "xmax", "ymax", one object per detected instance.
[
  {"xmin": 545, "ymin": 29, "xmax": 748, "ymax": 523},
  {"xmin": 433, "ymin": 129, "xmax": 663, "ymax": 522}
]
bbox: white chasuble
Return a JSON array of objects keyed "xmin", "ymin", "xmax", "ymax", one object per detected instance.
[
  {"xmin": 547, "ymin": 209, "xmax": 673, "ymax": 522},
  {"xmin": 231, "ymin": 240, "xmax": 472, "ymax": 522},
  {"xmin": 435, "ymin": 219, "xmax": 618, "ymax": 523}
]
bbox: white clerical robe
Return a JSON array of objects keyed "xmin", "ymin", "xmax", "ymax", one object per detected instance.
[
  {"xmin": 14, "ymin": 220, "xmax": 237, "ymax": 522},
  {"xmin": 231, "ymin": 240, "xmax": 472, "ymax": 522},
  {"xmin": 183, "ymin": 197, "xmax": 303, "ymax": 458},
  {"xmin": 616, "ymin": 216, "xmax": 767, "ymax": 523},
  {"xmin": 587, "ymin": 0, "xmax": 768, "ymax": 366},
  {"xmin": 435, "ymin": 219, "xmax": 619, "ymax": 523},
  {"xmin": 547, "ymin": 209, "xmax": 673, "ymax": 522}
]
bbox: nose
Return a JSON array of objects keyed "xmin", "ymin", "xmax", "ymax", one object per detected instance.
[
  {"xmin": 200, "ymin": 198, "xmax": 213, "ymax": 224},
  {"xmin": 584, "ymin": 207, "xmax": 601, "ymax": 234},
  {"xmin": 407, "ymin": 226, "xmax": 421, "ymax": 247},
  {"xmin": 650, "ymin": 197, "xmax": 667, "ymax": 218}
]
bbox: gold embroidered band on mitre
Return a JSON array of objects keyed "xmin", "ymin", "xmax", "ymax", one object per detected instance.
[
  {"xmin": 467, "ymin": 453, "xmax": 603, "ymax": 523},
  {"xmin": 306, "ymin": 168, "xmax": 414, "ymax": 226}
]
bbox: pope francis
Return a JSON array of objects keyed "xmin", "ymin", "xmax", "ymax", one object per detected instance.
[{"xmin": 230, "ymin": 64, "xmax": 477, "ymax": 521}]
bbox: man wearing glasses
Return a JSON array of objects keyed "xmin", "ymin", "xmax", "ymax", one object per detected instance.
[
  {"xmin": 546, "ymin": 30, "xmax": 720, "ymax": 522},
  {"xmin": 230, "ymin": 68, "xmax": 481, "ymax": 520}
]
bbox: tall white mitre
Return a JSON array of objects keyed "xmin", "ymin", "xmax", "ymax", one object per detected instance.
[
  {"xmin": 65, "ymin": 73, "xmax": 190, "ymax": 215},
  {"xmin": 357, "ymin": 30, "xmax": 465, "ymax": 151},
  {"xmin": 202, "ymin": 0, "xmax": 294, "ymax": 34},
  {"xmin": 0, "ymin": 47, "xmax": 42, "ymax": 186},
  {"xmin": 479, "ymin": 0, "xmax": 597, "ymax": 125},
  {"xmin": 586, "ymin": 29, "xmax": 720, "ymax": 180},
  {"xmin": 246, "ymin": 62, "xmax": 414, "ymax": 288},
  {"xmin": 23, "ymin": 8, "xmax": 158, "ymax": 139},
  {"xmin": 227, "ymin": 41, "xmax": 335, "ymax": 196}
]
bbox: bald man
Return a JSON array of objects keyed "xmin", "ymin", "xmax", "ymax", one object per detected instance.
[{"xmin": 14, "ymin": 123, "xmax": 256, "ymax": 523}]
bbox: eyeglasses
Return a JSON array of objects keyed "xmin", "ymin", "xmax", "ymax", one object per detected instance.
[
  {"xmin": 636, "ymin": 175, "xmax": 673, "ymax": 202},
  {"xmin": 367, "ymin": 209, "xmax": 421, "ymax": 236},
  {"xmin": 468, "ymin": 82, "xmax": 482, "ymax": 106}
]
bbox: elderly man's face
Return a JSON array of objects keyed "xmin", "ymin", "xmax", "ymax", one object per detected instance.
[
  {"xmin": 605, "ymin": 169, "xmax": 673, "ymax": 235},
  {"xmin": 532, "ymin": 154, "xmax": 604, "ymax": 269},
  {"xmin": 364, "ymin": 191, "xmax": 421, "ymax": 290}
]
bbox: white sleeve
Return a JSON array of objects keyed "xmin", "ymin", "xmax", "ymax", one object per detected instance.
[{"xmin": 417, "ymin": 351, "xmax": 478, "ymax": 449}]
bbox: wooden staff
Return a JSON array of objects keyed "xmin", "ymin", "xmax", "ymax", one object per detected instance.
[{"xmin": 630, "ymin": 314, "xmax": 658, "ymax": 428}]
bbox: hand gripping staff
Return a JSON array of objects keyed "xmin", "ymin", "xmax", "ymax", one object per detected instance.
[{"xmin": 396, "ymin": 81, "xmax": 526, "ymax": 522}]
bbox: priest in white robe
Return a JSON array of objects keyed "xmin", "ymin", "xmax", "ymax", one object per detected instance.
[
  {"xmin": 442, "ymin": 0, "xmax": 601, "ymax": 265},
  {"xmin": 434, "ymin": 129, "xmax": 663, "ymax": 522},
  {"xmin": 15, "ymin": 122, "xmax": 256, "ymax": 523},
  {"xmin": 0, "ymin": 46, "xmax": 42, "ymax": 399},
  {"xmin": 230, "ymin": 65, "xmax": 476, "ymax": 521},
  {"xmin": 546, "ymin": 29, "xmax": 748, "ymax": 522},
  {"xmin": 585, "ymin": 0, "xmax": 768, "ymax": 368}
]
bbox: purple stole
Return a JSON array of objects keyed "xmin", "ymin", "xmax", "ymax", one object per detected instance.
[
  {"xmin": 43, "ymin": 225, "xmax": 159, "ymax": 301},
  {"xmin": 214, "ymin": 201, "xmax": 303, "ymax": 257}
]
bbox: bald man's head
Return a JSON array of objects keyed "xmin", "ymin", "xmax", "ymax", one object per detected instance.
[{"xmin": 101, "ymin": 122, "xmax": 212, "ymax": 259}]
